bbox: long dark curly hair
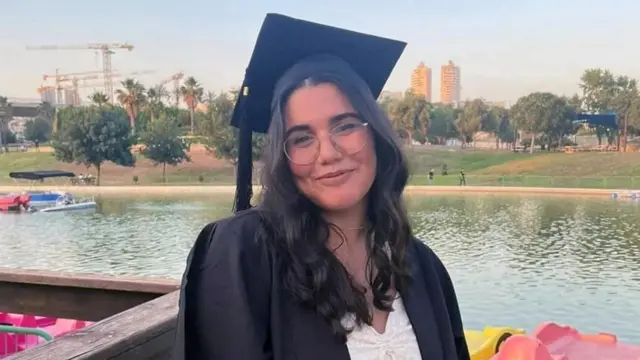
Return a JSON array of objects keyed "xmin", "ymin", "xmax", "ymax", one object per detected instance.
[{"xmin": 257, "ymin": 57, "xmax": 413, "ymax": 341}]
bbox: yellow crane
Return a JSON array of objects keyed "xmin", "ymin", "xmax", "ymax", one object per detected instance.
[{"xmin": 26, "ymin": 43, "xmax": 134, "ymax": 102}]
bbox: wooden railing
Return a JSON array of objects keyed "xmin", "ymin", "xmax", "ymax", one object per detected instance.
[
  {"xmin": 0, "ymin": 268, "xmax": 180, "ymax": 359},
  {"xmin": 7, "ymin": 291, "xmax": 179, "ymax": 360}
]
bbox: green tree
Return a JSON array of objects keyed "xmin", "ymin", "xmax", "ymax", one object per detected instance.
[
  {"xmin": 386, "ymin": 91, "xmax": 429, "ymax": 145},
  {"xmin": 145, "ymin": 85, "xmax": 169, "ymax": 123},
  {"xmin": 487, "ymin": 105, "xmax": 512, "ymax": 149},
  {"xmin": 37, "ymin": 101, "xmax": 55, "ymax": 122},
  {"xmin": 180, "ymin": 77, "xmax": 204, "ymax": 135},
  {"xmin": 427, "ymin": 104, "xmax": 459, "ymax": 144},
  {"xmin": 0, "ymin": 96, "xmax": 12, "ymax": 149},
  {"xmin": 510, "ymin": 92, "xmax": 570, "ymax": 153},
  {"xmin": 36, "ymin": 101, "xmax": 57, "ymax": 134},
  {"xmin": 89, "ymin": 91, "xmax": 109, "ymax": 107},
  {"xmin": 139, "ymin": 115, "xmax": 191, "ymax": 182},
  {"xmin": 24, "ymin": 118, "xmax": 51, "ymax": 143},
  {"xmin": 198, "ymin": 92, "xmax": 264, "ymax": 165},
  {"xmin": 52, "ymin": 107, "xmax": 135, "ymax": 185},
  {"xmin": 376, "ymin": 95, "xmax": 395, "ymax": 116},
  {"xmin": 610, "ymin": 76, "xmax": 638, "ymax": 150},
  {"xmin": 455, "ymin": 99, "xmax": 487, "ymax": 147},
  {"xmin": 578, "ymin": 68, "xmax": 639, "ymax": 148}
]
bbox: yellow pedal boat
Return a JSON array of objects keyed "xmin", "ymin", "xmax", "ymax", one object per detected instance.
[{"xmin": 465, "ymin": 326, "xmax": 526, "ymax": 360}]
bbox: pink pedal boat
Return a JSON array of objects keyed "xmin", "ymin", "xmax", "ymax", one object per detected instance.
[
  {"xmin": 0, "ymin": 312, "xmax": 92, "ymax": 358},
  {"xmin": 493, "ymin": 322, "xmax": 640, "ymax": 360}
]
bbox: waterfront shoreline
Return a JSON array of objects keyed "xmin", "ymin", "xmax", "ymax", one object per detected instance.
[{"xmin": 0, "ymin": 185, "xmax": 628, "ymax": 197}]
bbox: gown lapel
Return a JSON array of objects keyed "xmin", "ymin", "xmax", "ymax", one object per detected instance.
[
  {"xmin": 400, "ymin": 242, "xmax": 445, "ymax": 360},
  {"xmin": 172, "ymin": 223, "xmax": 216, "ymax": 360}
]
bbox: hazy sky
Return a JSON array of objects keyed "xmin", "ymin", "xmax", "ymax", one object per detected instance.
[{"xmin": 2, "ymin": 0, "xmax": 639, "ymax": 104}]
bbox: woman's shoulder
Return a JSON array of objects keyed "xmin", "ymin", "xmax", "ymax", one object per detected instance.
[
  {"xmin": 408, "ymin": 237, "xmax": 451, "ymax": 282},
  {"xmin": 200, "ymin": 207, "xmax": 264, "ymax": 239},
  {"xmin": 192, "ymin": 208, "xmax": 272, "ymax": 271}
]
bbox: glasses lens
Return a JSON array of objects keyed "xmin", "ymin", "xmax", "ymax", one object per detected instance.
[
  {"xmin": 285, "ymin": 133, "xmax": 318, "ymax": 165},
  {"xmin": 284, "ymin": 120, "xmax": 368, "ymax": 165},
  {"xmin": 331, "ymin": 121, "xmax": 368, "ymax": 155}
]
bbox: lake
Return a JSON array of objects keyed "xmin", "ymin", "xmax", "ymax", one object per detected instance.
[{"xmin": 1, "ymin": 193, "xmax": 639, "ymax": 342}]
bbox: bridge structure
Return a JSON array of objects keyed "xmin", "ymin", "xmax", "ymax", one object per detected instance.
[{"xmin": 5, "ymin": 97, "xmax": 85, "ymax": 119}]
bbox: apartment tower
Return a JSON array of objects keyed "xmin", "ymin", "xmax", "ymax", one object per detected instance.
[
  {"xmin": 410, "ymin": 62, "xmax": 432, "ymax": 102},
  {"xmin": 440, "ymin": 60, "xmax": 461, "ymax": 105}
]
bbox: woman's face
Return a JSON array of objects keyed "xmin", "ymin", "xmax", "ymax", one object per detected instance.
[{"xmin": 283, "ymin": 83, "xmax": 376, "ymax": 212}]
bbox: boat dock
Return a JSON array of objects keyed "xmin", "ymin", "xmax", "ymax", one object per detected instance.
[{"xmin": 0, "ymin": 268, "xmax": 180, "ymax": 359}]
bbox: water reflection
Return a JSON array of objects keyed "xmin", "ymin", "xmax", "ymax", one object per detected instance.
[
  {"xmin": 409, "ymin": 194, "xmax": 640, "ymax": 341},
  {"xmin": 1, "ymin": 193, "xmax": 639, "ymax": 342}
]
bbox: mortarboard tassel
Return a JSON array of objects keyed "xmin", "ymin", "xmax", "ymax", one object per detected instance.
[{"xmin": 233, "ymin": 88, "xmax": 254, "ymax": 213}]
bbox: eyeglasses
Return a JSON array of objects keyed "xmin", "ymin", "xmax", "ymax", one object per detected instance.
[{"xmin": 284, "ymin": 118, "xmax": 370, "ymax": 165}]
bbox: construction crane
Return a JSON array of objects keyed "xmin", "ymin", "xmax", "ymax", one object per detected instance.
[
  {"xmin": 158, "ymin": 72, "xmax": 184, "ymax": 107},
  {"xmin": 53, "ymin": 70, "xmax": 156, "ymax": 103},
  {"xmin": 40, "ymin": 70, "xmax": 155, "ymax": 105},
  {"xmin": 43, "ymin": 69, "xmax": 104, "ymax": 82},
  {"xmin": 26, "ymin": 43, "xmax": 134, "ymax": 103},
  {"xmin": 42, "ymin": 69, "xmax": 104, "ymax": 103}
]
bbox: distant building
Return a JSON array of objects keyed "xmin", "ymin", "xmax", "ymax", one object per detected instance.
[
  {"xmin": 440, "ymin": 60, "xmax": 461, "ymax": 105},
  {"xmin": 38, "ymin": 87, "xmax": 56, "ymax": 104},
  {"xmin": 379, "ymin": 90, "xmax": 404, "ymax": 100},
  {"xmin": 63, "ymin": 88, "xmax": 80, "ymax": 106},
  {"xmin": 410, "ymin": 62, "xmax": 432, "ymax": 102}
]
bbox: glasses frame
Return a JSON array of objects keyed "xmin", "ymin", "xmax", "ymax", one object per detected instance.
[{"xmin": 284, "ymin": 121, "xmax": 370, "ymax": 165}]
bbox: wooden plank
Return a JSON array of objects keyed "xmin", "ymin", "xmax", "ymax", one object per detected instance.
[
  {"xmin": 0, "ymin": 268, "xmax": 179, "ymax": 321},
  {"xmin": 0, "ymin": 268, "xmax": 179, "ymax": 294},
  {"xmin": 6, "ymin": 290, "xmax": 179, "ymax": 360}
]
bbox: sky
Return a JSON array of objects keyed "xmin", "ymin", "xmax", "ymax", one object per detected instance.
[{"xmin": 2, "ymin": 0, "xmax": 640, "ymax": 104}]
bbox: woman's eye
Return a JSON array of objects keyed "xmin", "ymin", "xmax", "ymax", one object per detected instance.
[
  {"xmin": 291, "ymin": 134, "xmax": 314, "ymax": 146},
  {"xmin": 334, "ymin": 122, "xmax": 358, "ymax": 134}
]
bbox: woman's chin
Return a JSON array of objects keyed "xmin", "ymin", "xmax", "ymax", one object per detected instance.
[{"xmin": 313, "ymin": 192, "xmax": 363, "ymax": 212}]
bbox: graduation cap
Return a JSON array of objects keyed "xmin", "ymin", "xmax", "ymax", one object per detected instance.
[{"xmin": 231, "ymin": 13, "xmax": 406, "ymax": 212}]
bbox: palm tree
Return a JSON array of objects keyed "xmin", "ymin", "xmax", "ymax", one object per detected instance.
[
  {"xmin": 115, "ymin": 79, "xmax": 146, "ymax": 134},
  {"xmin": 146, "ymin": 85, "xmax": 169, "ymax": 123},
  {"xmin": 180, "ymin": 77, "xmax": 204, "ymax": 134},
  {"xmin": 89, "ymin": 91, "xmax": 109, "ymax": 107}
]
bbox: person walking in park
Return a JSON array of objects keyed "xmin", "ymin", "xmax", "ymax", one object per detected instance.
[
  {"xmin": 459, "ymin": 168, "xmax": 466, "ymax": 186},
  {"xmin": 428, "ymin": 168, "xmax": 435, "ymax": 185}
]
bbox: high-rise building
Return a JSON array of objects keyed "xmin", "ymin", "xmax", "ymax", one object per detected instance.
[
  {"xmin": 440, "ymin": 60, "xmax": 461, "ymax": 105},
  {"xmin": 410, "ymin": 62, "xmax": 432, "ymax": 101}
]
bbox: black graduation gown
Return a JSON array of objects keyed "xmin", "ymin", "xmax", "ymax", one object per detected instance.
[{"xmin": 172, "ymin": 209, "xmax": 470, "ymax": 360}]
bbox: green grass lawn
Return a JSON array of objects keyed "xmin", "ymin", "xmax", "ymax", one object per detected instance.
[{"xmin": 1, "ymin": 148, "xmax": 639, "ymax": 189}]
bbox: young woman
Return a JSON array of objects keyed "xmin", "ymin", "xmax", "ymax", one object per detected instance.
[{"xmin": 173, "ymin": 14, "xmax": 470, "ymax": 360}]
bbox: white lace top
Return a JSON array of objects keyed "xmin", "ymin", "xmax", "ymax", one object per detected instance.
[{"xmin": 342, "ymin": 297, "xmax": 422, "ymax": 359}]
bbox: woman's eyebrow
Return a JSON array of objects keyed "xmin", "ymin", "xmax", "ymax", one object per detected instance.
[
  {"xmin": 285, "ymin": 124, "xmax": 312, "ymax": 138},
  {"xmin": 329, "ymin": 112, "xmax": 359, "ymax": 125},
  {"xmin": 285, "ymin": 112, "xmax": 359, "ymax": 137}
]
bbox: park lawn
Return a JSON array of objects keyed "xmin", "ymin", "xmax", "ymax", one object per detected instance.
[
  {"xmin": 0, "ymin": 146, "xmax": 238, "ymax": 186},
  {"xmin": 473, "ymin": 152, "xmax": 640, "ymax": 177},
  {"xmin": 406, "ymin": 147, "xmax": 545, "ymax": 174},
  {"xmin": 0, "ymin": 147, "xmax": 529, "ymax": 185},
  {"xmin": 1, "ymin": 147, "xmax": 639, "ymax": 189}
]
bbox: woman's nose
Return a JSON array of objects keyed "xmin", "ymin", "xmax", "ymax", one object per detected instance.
[{"xmin": 316, "ymin": 134, "xmax": 341, "ymax": 164}]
